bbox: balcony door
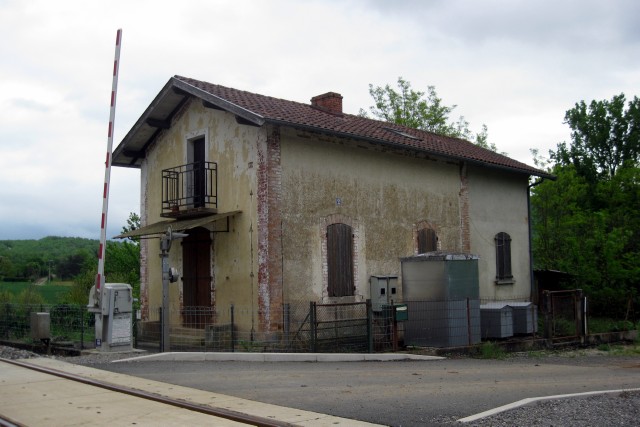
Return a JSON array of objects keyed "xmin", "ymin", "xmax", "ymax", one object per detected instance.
[
  {"xmin": 187, "ymin": 136, "xmax": 206, "ymax": 208},
  {"xmin": 182, "ymin": 227, "xmax": 212, "ymax": 328}
]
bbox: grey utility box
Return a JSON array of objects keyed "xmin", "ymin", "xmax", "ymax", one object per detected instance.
[
  {"xmin": 30, "ymin": 312, "xmax": 50, "ymax": 341},
  {"xmin": 480, "ymin": 303, "xmax": 514, "ymax": 339},
  {"xmin": 400, "ymin": 253, "xmax": 481, "ymax": 347},
  {"xmin": 370, "ymin": 275, "xmax": 399, "ymax": 312},
  {"xmin": 102, "ymin": 283, "xmax": 133, "ymax": 350},
  {"xmin": 509, "ymin": 302, "xmax": 538, "ymax": 334},
  {"xmin": 401, "ymin": 253, "xmax": 480, "ymax": 301}
]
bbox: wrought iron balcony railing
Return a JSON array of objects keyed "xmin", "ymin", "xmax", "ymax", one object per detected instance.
[{"xmin": 161, "ymin": 162, "xmax": 217, "ymax": 218}]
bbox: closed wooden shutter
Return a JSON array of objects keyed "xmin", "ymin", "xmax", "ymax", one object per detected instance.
[
  {"xmin": 327, "ymin": 223, "xmax": 354, "ymax": 297},
  {"xmin": 495, "ymin": 232, "xmax": 512, "ymax": 280},
  {"xmin": 417, "ymin": 228, "xmax": 437, "ymax": 253}
]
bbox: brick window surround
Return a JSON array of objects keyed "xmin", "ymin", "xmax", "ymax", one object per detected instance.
[{"xmin": 321, "ymin": 214, "xmax": 360, "ymax": 301}]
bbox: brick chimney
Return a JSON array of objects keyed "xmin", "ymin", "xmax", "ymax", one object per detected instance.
[{"xmin": 311, "ymin": 92, "xmax": 343, "ymax": 114}]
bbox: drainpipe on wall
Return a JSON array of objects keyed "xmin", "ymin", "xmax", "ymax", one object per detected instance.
[{"xmin": 527, "ymin": 178, "xmax": 545, "ymax": 303}]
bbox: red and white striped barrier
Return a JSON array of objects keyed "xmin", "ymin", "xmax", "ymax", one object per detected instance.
[{"xmin": 95, "ymin": 29, "xmax": 122, "ymax": 306}]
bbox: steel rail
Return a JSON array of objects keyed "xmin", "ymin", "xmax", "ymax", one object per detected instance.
[{"xmin": 0, "ymin": 358, "xmax": 295, "ymax": 427}]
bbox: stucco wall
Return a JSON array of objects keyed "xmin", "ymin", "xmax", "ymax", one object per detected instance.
[
  {"xmin": 138, "ymin": 99, "xmax": 533, "ymax": 333},
  {"xmin": 278, "ymin": 128, "xmax": 463, "ymax": 302},
  {"xmin": 466, "ymin": 165, "xmax": 531, "ymax": 300},
  {"xmin": 140, "ymin": 99, "xmax": 263, "ymax": 331}
]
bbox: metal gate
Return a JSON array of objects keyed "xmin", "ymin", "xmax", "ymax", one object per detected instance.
[
  {"xmin": 286, "ymin": 302, "xmax": 370, "ymax": 352},
  {"xmin": 542, "ymin": 289, "xmax": 587, "ymax": 344}
]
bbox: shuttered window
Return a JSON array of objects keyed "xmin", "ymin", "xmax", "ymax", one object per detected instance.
[
  {"xmin": 327, "ymin": 223, "xmax": 354, "ymax": 297},
  {"xmin": 417, "ymin": 228, "xmax": 438, "ymax": 253},
  {"xmin": 495, "ymin": 232, "xmax": 512, "ymax": 281}
]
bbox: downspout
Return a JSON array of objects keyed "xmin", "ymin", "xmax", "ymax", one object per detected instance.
[{"xmin": 528, "ymin": 178, "xmax": 545, "ymax": 303}]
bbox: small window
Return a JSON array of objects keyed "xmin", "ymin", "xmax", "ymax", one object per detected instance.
[
  {"xmin": 495, "ymin": 232, "xmax": 513, "ymax": 282},
  {"xmin": 327, "ymin": 223, "xmax": 354, "ymax": 297},
  {"xmin": 417, "ymin": 228, "xmax": 438, "ymax": 253}
]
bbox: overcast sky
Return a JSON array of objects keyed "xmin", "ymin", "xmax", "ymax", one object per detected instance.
[{"xmin": 1, "ymin": 0, "xmax": 638, "ymax": 241}]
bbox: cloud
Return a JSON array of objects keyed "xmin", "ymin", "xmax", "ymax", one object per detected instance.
[{"xmin": 0, "ymin": 0, "xmax": 639, "ymax": 240}]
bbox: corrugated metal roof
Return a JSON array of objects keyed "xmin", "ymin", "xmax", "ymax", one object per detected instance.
[{"xmin": 114, "ymin": 211, "xmax": 241, "ymax": 238}]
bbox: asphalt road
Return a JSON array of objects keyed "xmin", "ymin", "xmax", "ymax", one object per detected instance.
[{"xmin": 94, "ymin": 353, "xmax": 640, "ymax": 426}]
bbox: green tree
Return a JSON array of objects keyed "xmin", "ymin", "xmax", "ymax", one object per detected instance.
[
  {"xmin": 0, "ymin": 256, "xmax": 14, "ymax": 281},
  {"xmin": 66, "ymin": 216, "xmax": 141, "ymax": 304},
  {"xmin": 359, "ymin": 77, "xmax": 497, "ymax": 150},
  {"xmin": 57, "ymin": 251, "xmax": 93, "ymax": 280},
  {"xmin": 554, "ymin": 94, "xmax": 640, "ymax": 182},
  {"xmin": 121, "ymin": 212, "xmax": 141, "ymax": 243},
  {"xmin": 531, "ymin": 93, "xmax": 640, "ymax": 317},
  {"xmin": 105, "ymin": 240, "xmax": 140, "ymax": 288}
]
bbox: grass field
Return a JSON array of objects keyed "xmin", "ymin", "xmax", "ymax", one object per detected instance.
[{"xmin": 0, "ymin": 281, "xmax": 73, "ymax": 304}]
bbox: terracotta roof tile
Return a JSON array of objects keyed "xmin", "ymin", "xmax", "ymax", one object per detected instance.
[{"xmin": 176, "ymin": 75, "xmax": 550, "ymax": 178}]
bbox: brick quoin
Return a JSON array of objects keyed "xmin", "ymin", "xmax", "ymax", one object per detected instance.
[
  {"xmin": 256, "ymin": 125, "xmax": 284, "ymax": 333},
  {"xmin": 459, "ymin": 162, "xmax": 471, "ymax": 253}
]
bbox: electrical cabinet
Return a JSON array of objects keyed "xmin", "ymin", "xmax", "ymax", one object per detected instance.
[
  {"xmin": 102, "ymin": 283, "xmax": 133, "ymax": 349},
  {"xmin": 30, "ymin": 312, "xmax": 50, "ymax": 341},
  {"xmin": 370, "ymin": 275, "xmax": 399, "ymax": 312}
]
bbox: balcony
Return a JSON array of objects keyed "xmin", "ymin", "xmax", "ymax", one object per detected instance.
[{"xmin": 162, "ymin": 162, "xmax": 218, "ymax": 218}]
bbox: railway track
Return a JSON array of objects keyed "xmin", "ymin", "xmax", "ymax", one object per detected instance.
[{"xmin": 0, "ymin": 358, "xmax": 295, "ymax": 427}]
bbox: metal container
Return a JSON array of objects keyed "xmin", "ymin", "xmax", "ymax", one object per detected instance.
[
  {"xmin": 400, "ymin": 253, "xmax": 480, "ymax": 301},
  {"xmin": 480, "ymin": 302, "xmax": 514, "ymax": 338},
  {"xmin": 30, "ymin": 312, "xmax": 50, "ymax": 341},
  {"xmin": 509, "ymin": 302, "xmax": 538, "ymax": 334},
  {"xmin": 400, "ymin": 253, "xmax": 481, "ymax": 347}
]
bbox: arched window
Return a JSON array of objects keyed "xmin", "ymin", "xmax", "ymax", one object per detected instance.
[
  {"xmin": 495, "ymin": 232, "xmax": 512, "ymax": 281},
  {"xmin": 327, "ymin": 223, "xmax": 354, "ymax": 297},
  {"xmin": 417, "ymin": 227, "xmax": 438, "ymax": 253}
]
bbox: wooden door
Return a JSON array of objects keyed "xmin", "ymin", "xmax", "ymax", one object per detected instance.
[{"xmin": 182, "ymin": 227, "xmax": 212, "ymax": 327}]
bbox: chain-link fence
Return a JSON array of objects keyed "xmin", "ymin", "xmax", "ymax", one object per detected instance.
[
  {"xmin": 0, "ymin": 291, "xmax": 634, "ymax": 353},
  {"xmin": 0, "ymin": 303, "xmax": 95, "ymax": 349},
  {"xmin": 136, "ymin": 301, "xmax": 399, "ymax": 353}
]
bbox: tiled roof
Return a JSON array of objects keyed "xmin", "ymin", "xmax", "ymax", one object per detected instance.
[
  {"xmin": 113, "ymin": 75, "xmax": 550, "ymax": 179},
  {"xmin": 175, "ymin": 76, "xmax": 550, "ymax": 178}
]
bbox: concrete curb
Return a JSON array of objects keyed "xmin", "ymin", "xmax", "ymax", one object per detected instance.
[
  {"xmin": 457, "ymin": 388, "xmax": 640, "ymax": 423},
  {"xmin": 112, "ymin": 352, "xmax": 444, "ymax": 363}
]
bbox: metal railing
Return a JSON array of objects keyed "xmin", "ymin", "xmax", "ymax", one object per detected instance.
[{"xmin": 161, "ymin": 161, "xmax": 217, "ymax": 217}]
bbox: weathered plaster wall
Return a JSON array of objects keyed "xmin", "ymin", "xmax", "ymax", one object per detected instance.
[
  {"xmin": 140, "ymin": 98, "xmax": 262, "ymax": 330},
  {"xmin": 138, "ymin": 99, "xmax": 533, "ymax": 333},
  {"xmin": 467, "ymin": 165, "xmax": 531, "ymax": 300},
  {"xmin": 278, "ymin": 128, "xmax": 463, "ymax": 302}
]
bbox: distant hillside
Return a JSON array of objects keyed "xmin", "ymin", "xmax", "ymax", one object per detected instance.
[
  {"xmin": 0, "ymin": 236, "xmax": 99, "ymax": 262},
  {"xmin": 0, "ymin": 236, "xmax": 99, "ymax": 281}
]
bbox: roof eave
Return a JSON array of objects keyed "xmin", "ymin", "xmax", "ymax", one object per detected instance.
[
  {"xmin": 112, "ymin": 77, "xmax": 265, "ymax": 168},
  {"xmin": 264, "ymin": 118, "xmax": 554, "ymax": 180}
]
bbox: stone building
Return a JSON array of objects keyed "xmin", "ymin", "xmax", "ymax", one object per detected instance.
[{"xmin": 113, "ymin": 75, "xmax": 553, "ymax": 336}]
